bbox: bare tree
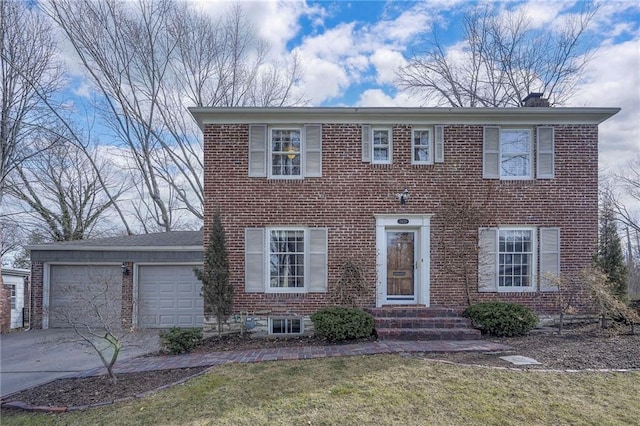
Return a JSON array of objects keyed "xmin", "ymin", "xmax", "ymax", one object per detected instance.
[
  {"xmin": 45, "ymin": 0, "xmax": 305, "ymax": 232},
  {"xmin": 398, "ymin": 4, "xmax": 597, "ymax": 107},
  {"xmin": 4, "ymin": 135, "xmax": 125, "ymax": 242},
  {"xmin": 0, "ymin": 0, "xmax": 63, "ymax": 199},
  {"xmin": 50, "ymin": 270, "xmax": 127, "ymax": 383}
]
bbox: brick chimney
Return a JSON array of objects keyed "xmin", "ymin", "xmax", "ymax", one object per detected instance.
[{"xmin": 522, "ymin": 92, "xmax": 550, "ymax": 107}]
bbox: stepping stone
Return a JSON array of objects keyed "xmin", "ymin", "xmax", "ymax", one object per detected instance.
[{"xmin": 499, "ymin": 355, "xmax": 541, "ymax": 365}]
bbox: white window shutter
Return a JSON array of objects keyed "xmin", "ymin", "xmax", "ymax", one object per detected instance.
[
  {"xmin": 434, "ymin": 125, "xmax": 445, "ymax": 163},
  {"xmin": 245, "ymin": 228, "xmax": 265, "ymax": 292},
  {"xmin": 537, "ymin": 126, "xmax": 555, "ymax": 179},
  {"xmin": 248, "ymin": 124, "xmax": 267, "ymax": 177},
  {"xmin": 539, "ymin": 227, "xmax": 560, "ymax": 292},
  {"xmin": 483, "ymin": 126, "xmax": 500, "ymax": 179},
  {"xmin": 304, "ymin": 124, "xmax": 322, "ymax": 177},
  {"xmin": 308, "ymin": 228, "xmax": 328, "ymax": 292},
  {"xmin": 478, "ymin": 228, "xmax": 498, "ymax": 292},
  {"xmin": 361, "ymin": 125, "xmax": 371, "ymax": 163}
]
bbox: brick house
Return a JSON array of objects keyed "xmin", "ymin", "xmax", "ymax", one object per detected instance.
[{"xmin": 190, "ymin": 103, "xmax": 619, "ymax": 337}]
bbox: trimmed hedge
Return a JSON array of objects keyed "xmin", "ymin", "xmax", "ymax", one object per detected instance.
[
  {"xmin": 311, "ymin": 307, "xmax": 375, "ymax": 342},
  {"xmin": 463, "ymin": 302, "xmax": 538, "ymax": 337}
]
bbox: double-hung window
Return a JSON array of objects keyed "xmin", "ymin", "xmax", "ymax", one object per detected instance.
[
  {"xmin": 478, "ymin": 226, "xmax": 560, "ymax": 293},
  {"xmin": 500, "ymin": 129, "xmax": 532, "ymax": 179},
  {"xmin": 270, "ymin": 128, "xmax": 302, "ymax": 178},
  {"xmin": 372, "ymin": 128, "xmax": 392, "ymax": 164},
  {"xmin": 498, "ymin": 229, "xmax": 534, "ymax": 289},
  {"xmin": 484, "ymin": 126, "xmax": 555, "ymax": 180},
  {"xmin": 248, "ymin": 124, "xmax": 322, "ymax": 179},
  {"xmin": 244, "ymin": 227, "xmax": 328, "ymax": 294},
  {"xmin": 412, "ymin": 129, "xmax": 433, "ymax": 164},
  {"xmin": 269, "ymin": 229, "xmax": 305, "ymax": 290},
  {"xmin": 9, "ymin": 285, "xmax": 16, "ymax": 309}
]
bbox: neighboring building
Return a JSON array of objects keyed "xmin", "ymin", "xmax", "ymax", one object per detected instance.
[
  {"xmin": 1, "ymin": 268, "xmax": 30, "ymax": 331},
  {"xmin": 29, "ymin": 232, "xmax": 204, "ymax": 329},
  {"xmin": 189, "ymin": 103, "xmax": 619, "ymax": 335}
]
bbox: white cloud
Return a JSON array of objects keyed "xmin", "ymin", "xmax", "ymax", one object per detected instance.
[
  {"xmin": 356, "ymin": 88, "xmax": 422, "ymax": 107},
  {"xmin": 572, "ymin": 39, "xmax": 640, "ymax": 173},
  {"xmin": 370, "ymin": 49, "xmax": 406, "ymax": 85}
]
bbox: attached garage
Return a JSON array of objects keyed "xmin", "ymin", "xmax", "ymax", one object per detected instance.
[
  {"xmin": 137, "ymin": 265, "xmax": 204, "ymax": 328},
  {"xmin": 29, "ymin": 231, "xmax": 204, "ymax": 330},
  {"xmin": 48, "ymin": 265, "xmax": 122, "ymax": 328}
]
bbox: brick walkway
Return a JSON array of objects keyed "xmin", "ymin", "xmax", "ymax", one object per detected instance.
[{"xmin": 77, "ymin": 340, "xmax": 511, "ymax": 378}]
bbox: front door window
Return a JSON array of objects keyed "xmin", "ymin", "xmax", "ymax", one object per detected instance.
[{"xmin": 386, "ymin": 231, "xmax": 416, "ymax": 300}]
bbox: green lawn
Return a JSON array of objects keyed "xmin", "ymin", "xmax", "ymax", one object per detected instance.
[{"xmin": 3, "ymin": 354, "xmax": 639, "ymax": 425}]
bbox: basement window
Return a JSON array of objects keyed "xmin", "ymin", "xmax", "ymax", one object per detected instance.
[{"xmin": 269, "ymin": 317, "xmax": 303, "ymax": 335}]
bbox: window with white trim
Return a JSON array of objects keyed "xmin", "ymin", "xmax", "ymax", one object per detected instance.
[
  {"xmin": 372, "ymin": 128, "xmax": 392, "ymax": 164},
  {"xmin": 270, "ymin": 128, "xmax": 302, "ymax": 178},
  {"xmin": 500, "ymin": 129, "xmax": 532, "ymax": 179},
  {"xmin": 412, "ymin": 128, "xmax": 433, "ymax": 164},
  {"xmin": 483, "ymin": 127, "xmax": 536, "ymax": 180},
  {"xmin": 479, "ymin": 226, "xmax": 558, "ymax": 293},
  {"xmin": 245, "ymin": 227, "xmax": 328, "ymax": 294},
  {"xmin": 270, "ymin": 317, "xmax": 303, "ymax": 335},
  {"xmin": 9, "ymin": 285, "xmax": 16, "ymax": 309},
  {"xmin": 498, "ymin": 229, "xmax": 534, "ymax": 289},
  {"xmin": 269, "ymin": 229, "xmax": 305, "ymax": 290}
]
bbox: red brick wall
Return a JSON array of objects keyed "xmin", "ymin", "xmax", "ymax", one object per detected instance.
[
  {"xmin": 121, "ymin": 262, "xmax": 134, "ymax": 329},
  {"xmin": 203, "ymin": 123, "xmax": 599, "ymax": 315},
  {"xmin": 30, "ymin": 262, "xmax": 44, "ymax": 329}
]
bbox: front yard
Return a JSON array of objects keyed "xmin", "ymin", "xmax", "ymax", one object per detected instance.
[{"xmin": 3, "ymin": 352, "xmax": 638, "ymax": 425}]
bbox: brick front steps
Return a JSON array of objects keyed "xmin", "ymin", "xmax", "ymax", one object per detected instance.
[{"xmin": 369, "ymin": 306, "xmax": 481, "ymax": 341}]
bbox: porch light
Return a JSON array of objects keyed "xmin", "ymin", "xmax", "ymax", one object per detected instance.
[
  {"xmin": 397, "ymin": 189, "xmax": 410, "ymax": 205},
  {"xmin": 121, "ymin": 262, "xmax": 130, "ymax": 276}
]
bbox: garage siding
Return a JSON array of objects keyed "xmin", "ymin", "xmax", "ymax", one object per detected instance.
[
  {"xmin": 138, "ymin": 265, "xmax": 204, "ymax": 328},
  {"xmin": 49, "ymin": 265, "xmax": 122, "ymax": 328}
]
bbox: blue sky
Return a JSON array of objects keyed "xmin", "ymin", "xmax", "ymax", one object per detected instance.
[
  {"xmin": 190, "ymin": 0, "xmax": 638, "ymax": 174},
  {"xmin": 57, "ymin": 0, "xmax": 639, "ymax": 173}
]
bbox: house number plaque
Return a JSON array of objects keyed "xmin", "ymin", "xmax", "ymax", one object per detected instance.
[{"xmin": 397, "ymin": 219, "xmax": 409, "ymax": 224}]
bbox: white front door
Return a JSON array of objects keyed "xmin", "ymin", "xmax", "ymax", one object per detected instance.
[{"xmin": 375, "ymin": 214, "xmax": 432, "ymax": 307}]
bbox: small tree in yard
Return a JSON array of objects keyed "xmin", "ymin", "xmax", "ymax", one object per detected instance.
[
  {"xmin": 195, "ymin": 207, "xmax": 233, "ymax": 337},
  {"xmin": 584, "ymin": 267, "xmax": 639, "ymax": 334},
  {"xmin": 51, "ymin": 271, "xmax": 128, "ymax": 383},
  {"xmin": 595, "ymin": 203, "xmax": 629, "ymax": 302},
  {"xmin": 544, "ymin": 272, "xmax": 582, "ymax": 334}
]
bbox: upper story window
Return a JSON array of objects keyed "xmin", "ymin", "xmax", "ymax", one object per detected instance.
[
  {"xmin": 372, "ymin": 128, "xmax": 392, "ymax": 164},
  {"xmin": 412, "ymin": 129, "xmax": 433, "ymax": 164},
  {"xmin": 248, "ymin": 124, "xmax": 322, "ymax": 179},
  {"xmin": 500, "ymin": 129, "xmax": 532, "ymax": 179},
  {"xmin": 483, "ymin": 126, "xmax": 555, "ymax": 180},
  {"xmin": 270, "ymin": 128, "xmax": 302, "ymax": 178}
]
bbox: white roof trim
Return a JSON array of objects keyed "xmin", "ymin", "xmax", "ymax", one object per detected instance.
[{"xmin": 189, "ymin": 106, "xmax": 620, "ymax": 128}]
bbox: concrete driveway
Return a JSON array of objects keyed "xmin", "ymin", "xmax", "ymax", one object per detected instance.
[{"xmin": 0, "ymin": 328, "xmax": 161, "ymax": 398}]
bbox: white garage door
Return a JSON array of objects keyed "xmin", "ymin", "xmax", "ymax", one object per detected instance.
[
  {"xmin": 49, "ymin": 265, "xmax": 122, "ymax": 328},
  {"xmin": 138, "ymin": 265, "xmax": 204, "ymax": 328}
]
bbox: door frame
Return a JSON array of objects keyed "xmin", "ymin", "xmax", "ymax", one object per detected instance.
[{"xmin": 375, "ymin": 214, "xmax": 432, "ymax": 307}]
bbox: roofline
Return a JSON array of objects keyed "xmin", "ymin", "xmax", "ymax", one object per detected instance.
[
  {"xmin": 189, "ymin": 106, "xmax": 621, "ymax": 128},
  {"xmin": 27, "ymin": 245, "xmax": 203, "ymax": 252}
]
